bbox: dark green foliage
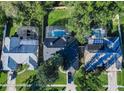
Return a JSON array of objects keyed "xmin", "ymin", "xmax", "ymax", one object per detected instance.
[
  {"xmin": 74, "ymin": 66, "xmax": 103, "ymax": 91},
  {"xmin": 26, "ymin": 54, "xmax": 62, "ymax": 91},
  {"xmin": 65, "ymin": 1, "xmax": 124, "ymax": 44},
  {"xmin": 44, "ymin": 54, "xmax": 62, "ymax": 83}
]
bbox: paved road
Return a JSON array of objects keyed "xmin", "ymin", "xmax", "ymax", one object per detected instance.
[{"xmin": 6, "ymin": 71, "xmax": 16, "ymax": 91}]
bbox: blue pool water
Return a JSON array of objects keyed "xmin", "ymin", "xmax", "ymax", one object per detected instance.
[{"xmin": 51, "ymin": 29, "xmax": 66, "ymax": 37}]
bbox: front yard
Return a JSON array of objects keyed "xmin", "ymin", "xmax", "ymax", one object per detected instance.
[
  {"xmin": 53, "ymin": 70, "xmax": 66, "ymax": 84},
  {"xmin": 46, "ymin": 87, "xmax": 66, "ymax": 91},
  {"xmin": 16, "ymin": 70, "xmax": 36, "ymax": 91},
  {"xmin": 16, "ymin": 70, "xmax": 36, "ymax": 85},
  {"xmin": 16, "ymin": 69, "xmax": 66, "ymax": 91},
  {"xmin": 117, "ymin": 69, "xmax": 124, "ymax": 86},
  {"xmin": 0, "ymin": 72, "xmax": 7, "ymax": 91}
]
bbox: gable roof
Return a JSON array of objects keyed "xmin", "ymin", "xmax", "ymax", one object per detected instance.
[
  {"xmin": 44, "ymin": 37, "xmax": 67, "ymax": 48},
  {"xmin": 1, "ymin": 26, "xmax": 39, "ymax": 71}
]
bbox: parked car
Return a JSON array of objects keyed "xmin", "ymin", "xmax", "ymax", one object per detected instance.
[{"xmin": 68, "ymin": 72, "xmax": 73, "ymax": 84}]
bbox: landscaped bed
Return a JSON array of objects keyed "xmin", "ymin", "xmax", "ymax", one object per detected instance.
[{"xmin": 0, "ymin": 72, "xmax": 7, "ymax": 91}]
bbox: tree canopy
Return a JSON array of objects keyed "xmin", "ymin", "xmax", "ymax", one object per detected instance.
[
  {"xmin": 0, "ymin": 1, "xmax": 45, "ymax": 26},
  {"xmin": 74, "ymin": 66, "xmax": 103, "ymax": 91},
  {"xmin": 65, "ymin": 1, "xmax": 124, "ymax": 44}
]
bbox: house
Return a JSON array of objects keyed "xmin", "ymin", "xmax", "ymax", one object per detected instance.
[
  {"xmin": 0, "ymin": 26, "xmax": 39, "ymax": 71},
  {"xmin": 43, "ymin": 26, "xmax": 79, "ymax": 69},
  {"xmin": 84, "ymin": 28, "xmax": 122, "ymax": 72}
]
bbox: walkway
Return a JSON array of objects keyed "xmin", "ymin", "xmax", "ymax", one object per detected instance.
[
  {"xmin": 6, "ymin": 71, "xmax": 16, "ymax": 91},
  {"xmin": 59, "ymin": 66, "xmax": 66, "ymax": 74}
]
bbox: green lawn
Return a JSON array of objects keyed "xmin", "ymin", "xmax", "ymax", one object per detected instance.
[
  {"xmin": 17, "ymin": 86, "xmax": 66, "ymax": 91},
  {"xmin": 16, "ymin": 70, "xmax": 36, "ymax": 91},
  {"xmin": 118, "ymin": 87, "xmax": 124, "ymax": 91},
  {"xmin": 117, "ymin": 69, "xmax": 124, "ymax": 86},
  {"xmin": 16, "ymin": 70, "xmax": 66, "ymax": 91},
  {"xmin": 98, "ymin": 72, "xmax": 108, "ymax": 85},
  {"xmin": 46, "ymin": 87, "xmax": 65, "ymax": 91},
  {"xmin": 53, "ymin": 70, "xmax": 66, "ymax": 84},
  {"xmin": 0, "ymin": 72, "xmax": 7, "ymax": 91},
  {"xmin": 48, "ymin": 9, "xmax": 70, "ymax": 26},
  {"xmin": 16, "ymin": 70, "xmax": 36, "ymax": 84}
]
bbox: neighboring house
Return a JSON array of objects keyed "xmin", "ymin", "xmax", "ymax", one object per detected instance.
[
  {"xmin": 43, "ymin": 26, "xmax": 79, "ymax": 69},
  {"xmin": 84, "ymin": 28, "xmax": 122, "ymax": 72},
  {"xmin": 1, "ymin": 26, "xmax": 39, "ymax": 71}
]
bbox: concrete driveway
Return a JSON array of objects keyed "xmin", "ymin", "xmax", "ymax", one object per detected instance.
[
  {"xmin": 65, "ymin": 67, "xmax": 76, "ymax": 91},
  {"xmin": 107, "ymin": 71, "xmax": 118, "ymax": 91}
]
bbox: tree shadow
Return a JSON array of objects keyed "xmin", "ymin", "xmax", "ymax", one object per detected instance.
[
  {"xmin": 49, "ymin": 18, "xmax": 69, "ymax": 27},
  {"xmin": 6, "ymin": 17, "xmax": 13, "ymax": 37}
]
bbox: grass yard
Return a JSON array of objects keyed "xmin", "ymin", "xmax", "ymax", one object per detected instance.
[
  {"xmin": 0, "ymin": 72, "xmax": 7, "ymax": 91},
  {"xmin": 16, "ymin": 70, "xmax": 66, "ymax": 90},
  {"xmin": 46, "ymin": 87, "xmax": 65, "ymax": 91},
  {"xmin": 98, "ymin": 71, "xmax": 108, "ymax": 85},
  {"xmin": 16, "ymin": 70, "xmax": 36, "ymax": 91},
  {"xmin": 117, "ymin": 69, "xmax": 124, "ymax": 86},
  {"xmin": 16, "ymin": 70, "xmax": 36, "ymax": 84},
  {"xmin": 118, "ymin": 87, "xmax": 124, "ymax": 91},
  {"xmin": 53, "ymin": 70, "xmax": 66, "ymax": 84},
  {"xmin": 48, "ymin": 9, "xmax": 70, "ymax": 26}
]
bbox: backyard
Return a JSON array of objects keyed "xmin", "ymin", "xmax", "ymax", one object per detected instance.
[{"xmin": 48, "ymin": 9, "xmax": 70, "ymax": 26}]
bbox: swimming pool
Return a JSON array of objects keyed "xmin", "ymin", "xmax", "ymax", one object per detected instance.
[{"xmin": 51, "ymin": 29, "xmax": 66, "ymax": 37}]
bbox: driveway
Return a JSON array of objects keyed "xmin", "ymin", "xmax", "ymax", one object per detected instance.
[
  {"xmin": 6, "ymin": 71, "xmax": 16, "ymax": 91},
  {"xmin": 65, "ymin": 67, "xmax": 76, "ymax": 91},
  {"xmin": 107, "ymin": 71, "xmax": 118, "ymax": 91}
]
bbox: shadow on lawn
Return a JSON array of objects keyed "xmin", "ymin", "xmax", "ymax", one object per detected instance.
[{"xmin": 49, "ymin": 18, "xmax": 69, "ymax": 27}]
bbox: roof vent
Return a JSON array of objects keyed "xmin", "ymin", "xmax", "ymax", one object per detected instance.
[
  {"xmin": 62, "ymin": 37, "xmax": 66, "ymax": 42},
  {"xmin": 50, "ymin": 42, "xmax": 53, "ymax": 46}
]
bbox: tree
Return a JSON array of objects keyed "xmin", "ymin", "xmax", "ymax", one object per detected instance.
[
  {"xmin": 26, "ymin": 65, "xmax": 47, "ymax": 91},
  {"xmin": 44, "ymin": 53, "xmax": 62, "ymax": 83},
  {"xmin": 0, "ymin": 1, "xmax": 45, "ymax": 26},
  {"xmin": 0, "ymin": 7, "xmax": 6, "ymax": 37},
  {"xmin": 74, "ymin": 66, "xmax": 103, "ymax": 91},
  {"xmin": 16, "ymin": 1, "xmax": 45, "ymax": 26},
  {"xmin": 65, "ymin": 1, "xmax": 124, "ymax": 44},
  {"xmin": 26, "ymin": 53, "xmax": 62, "ymax": 90}
]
